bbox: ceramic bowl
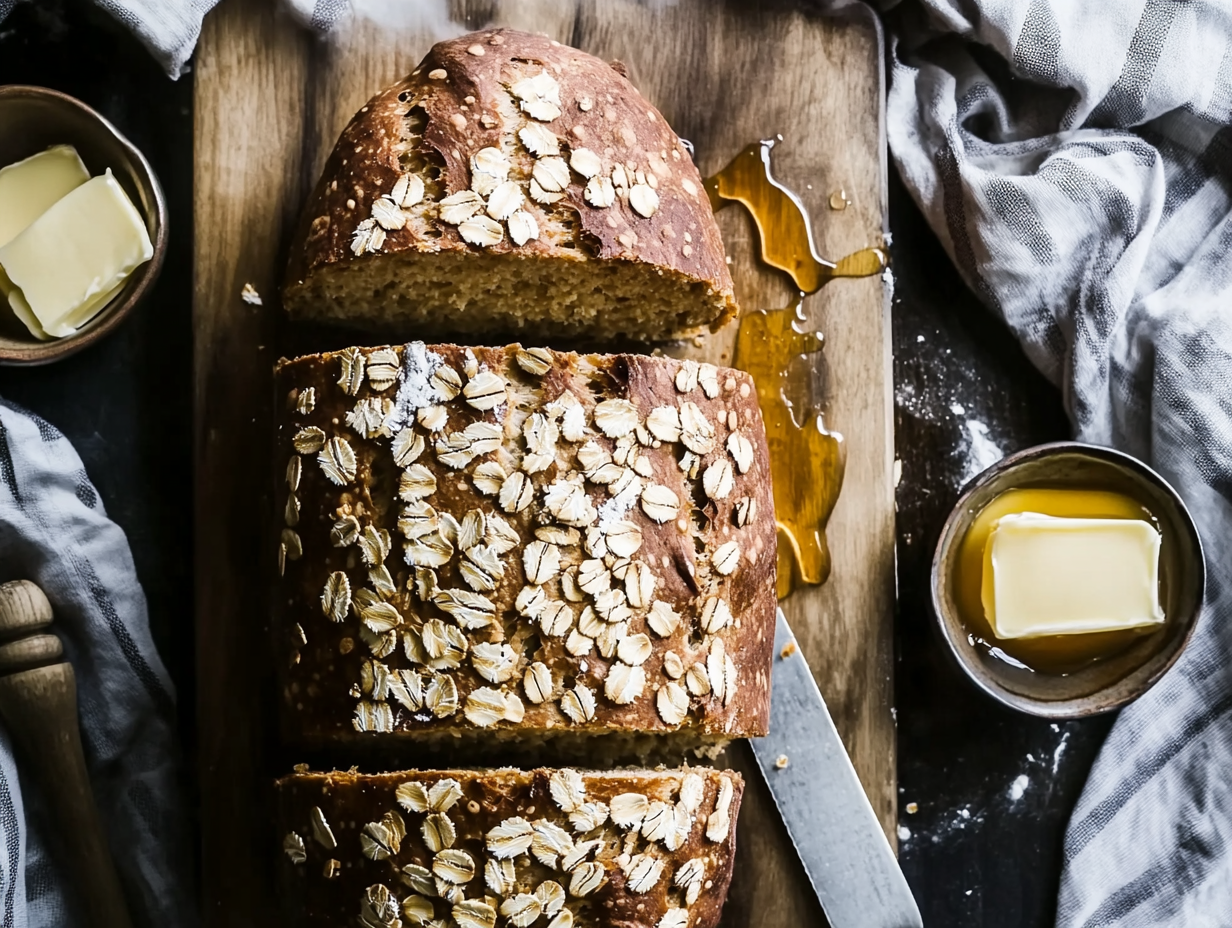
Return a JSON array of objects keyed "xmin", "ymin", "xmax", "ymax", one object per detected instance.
[
  {"xmin": 0, "ymin": 85, "xmax": 166, "ymax": 365},
  {"xmin": 931, "ymin": 442, "xmax": 1204, "ymax": 718}
]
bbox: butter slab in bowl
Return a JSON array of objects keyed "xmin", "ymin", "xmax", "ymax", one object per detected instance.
[
  {"xmin": 931, "ymin": 442, "xmax": 1204, "ymax": 718},
  {"xmin": 0, "ymin": 85, "xmax": 166, "ymax": 365}
]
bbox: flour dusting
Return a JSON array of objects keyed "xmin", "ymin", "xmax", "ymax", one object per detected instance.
[
  {"xmin": 597, "ymin": 477, "xmax": 644, "ymax": 532},
  {"xmin": 385, "ymin": 342, "xmax": 444, "ymax": 435},
  {"xmin": 1052, "ymin": 732, "xmax": 1071, "ymax": 775},
  {"xmin": 961, "ymin": 420, "xmax": 1003, "ymax": 484},
  {"xmin": 1008, "ymin": 774, "xmax": 1029, "ymax": 802}
]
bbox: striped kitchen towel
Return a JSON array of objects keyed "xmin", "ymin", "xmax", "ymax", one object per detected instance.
[
  {"xmin": 883, "ymin": 0, "xmax": 1232, "ymax": 923},
  {"xmin": 89, "ymin": 0, "xmax": 344, "ymax": 77},
  {"xmin": 0, "ymin": 0, "xmax": 423, "ymax": 78},
  {"xmin": 0, "ymin": 400, "xmax": 194, "ymax": 927}
]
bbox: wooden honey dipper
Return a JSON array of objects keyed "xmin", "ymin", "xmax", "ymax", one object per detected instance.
[{"xmin": 0, "ymin": 580, "xmax": 133, "ymax": 928}]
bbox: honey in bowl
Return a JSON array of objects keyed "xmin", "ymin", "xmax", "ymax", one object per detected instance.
[{"xmin": 954, "ymin": 487, "xmax": 1170, "ymax": 674}]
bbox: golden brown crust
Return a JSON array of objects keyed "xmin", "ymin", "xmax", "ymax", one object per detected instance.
[
  {"xmin": 283, "ymin": 28, "xmax": 736, "ymax": 334},
  {"xmin": 277, "ymin": 767, "xmax": 742, "ymax": 928},
  {"xmin": 273, "ymin": 343, "xmax": 776, "ymax": 747}
]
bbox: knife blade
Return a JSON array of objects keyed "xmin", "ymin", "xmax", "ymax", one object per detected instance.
[{"xmin": 750, "ymin": 609, "xmax": 923, "ymax": 928}]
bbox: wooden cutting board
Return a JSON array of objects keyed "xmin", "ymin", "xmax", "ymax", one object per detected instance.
[{"xmin": 193, "ymin": 1, "xmax": 893, "ymax": 923}]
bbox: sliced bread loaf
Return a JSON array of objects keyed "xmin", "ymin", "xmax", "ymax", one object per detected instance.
[
  {"xmin": 277, "ymin": 766, "xmax": 742, "ymax": 928},
  {"xmin": 283, "ymin": 29, "xmax": 736, "ymax": 341},
  {"xmin": 274, "ymin": 343, "xmax": 776, "ymax": 756}
]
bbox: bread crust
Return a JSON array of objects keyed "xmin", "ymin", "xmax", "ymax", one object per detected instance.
[
  {"xmin": 283, "ymin": 28, "xmax": 736, "ymax": 336},
  {"xmin": 273, "ymin": 343, "xmax": 776, "ymax": 747},
  {"xmin": 277, "ymin": 767, "xmax": 743, "ymax": 928}
]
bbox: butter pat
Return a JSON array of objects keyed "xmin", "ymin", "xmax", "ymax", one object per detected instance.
[
  {"xmin": 0, "ymin": 145, "xmax": 90, "ymax": 248},
  {"xmin": 0, "ymin": 170, "xmax": 152, "ymax": 338},
  {"xmin": 0, "ymin": 146, "xmax": 90, "ymax": 323},
  {"xmin": 982, "ymin": 513, "xmax": 1164, "ymax": 639}
]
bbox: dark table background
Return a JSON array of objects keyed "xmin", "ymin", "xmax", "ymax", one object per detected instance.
[{"xmin": 0, "ymin": 1, "xmax": 1117, "ymax": 924}]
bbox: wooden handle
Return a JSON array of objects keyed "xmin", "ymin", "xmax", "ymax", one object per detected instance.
[{"xmin": 0, "ymin": 581, "xmax": 133, "ymax": 928}]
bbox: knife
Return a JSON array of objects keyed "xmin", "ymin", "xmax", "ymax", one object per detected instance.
[{"xmin": 750, "ymin": 609, "xmax": 923, "ymax": 928}]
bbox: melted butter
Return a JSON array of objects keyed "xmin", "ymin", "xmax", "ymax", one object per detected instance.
[
  {"xmin": 955, "ymin": 487, "xmax": 1170, "ymax": 674},
  {"xmin": 706, "ymin": 139, "xmax": 886, "ymax": 598}
]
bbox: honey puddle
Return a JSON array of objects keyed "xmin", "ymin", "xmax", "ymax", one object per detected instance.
[{"xmin": 706, "ymin": 140, "xmax": 886, "ymax": 599}]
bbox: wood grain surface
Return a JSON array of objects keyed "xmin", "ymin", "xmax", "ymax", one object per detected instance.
[{"xmin": 193, "ymin": 1, "xmax": 892, "ymax": 924}]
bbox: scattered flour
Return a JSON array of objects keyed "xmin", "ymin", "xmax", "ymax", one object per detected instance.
[
  {"xmin": 894, "ymin": 375, "xmax": 1007, "ymax": 488},
  {"xmin": 921, "ymin": 802, "xmax": 986, "ymax": 845},
  {"xmin": 386, "ymin": 341, "xmax": 443, "ymax": 434},
  {"xmin": 961, "ymin": 420, "xmax": 1003, "ymax": 484},
  {"xmin": 1008, "ymin": 774, "xmax": 1029, "ymax": 802},
  {"xmin": 1052, "ymin": 731, "xmax": 1071, "ymax": 775},
  {"xmin": 596, "ymin": 478, "xmax": 643, "ymax": 532}
]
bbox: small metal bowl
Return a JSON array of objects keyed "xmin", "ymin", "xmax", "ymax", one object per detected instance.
[
  {"xmin": 0, "ymin": 85, "xmax": 166, "ymax": 365},
  {"xmin": 931, "ymin": 442, "xmax": 1204, "ymax": 718}
]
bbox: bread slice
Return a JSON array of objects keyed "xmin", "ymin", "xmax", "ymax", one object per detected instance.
[
  {"xmin": 277, "ymin": 767, "xmax": 742, "ymax": 928},
  {"xmin": 283, "ymin": 29, "xmax": 736, "ymax": 341},
  {"xmin": 273, "ymin": 343, "xmax": 776, "ymax": 758}
]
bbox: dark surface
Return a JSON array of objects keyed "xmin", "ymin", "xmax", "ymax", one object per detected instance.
[
  {"xmin": 0, "ymin": 0, "xmax": 198, "ymax": 841},
  {"xmin": 0, "ymin": 1, "xmax": 1115, "ymax": 925},
  {"xmin": 888, "ymin": 167, "xmax": 1116, "ymax": 926}
]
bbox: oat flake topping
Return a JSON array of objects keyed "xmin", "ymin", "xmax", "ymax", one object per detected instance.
[{"xmin": 281, "ymin": 343, "xmax": 767, "ymax": 752}]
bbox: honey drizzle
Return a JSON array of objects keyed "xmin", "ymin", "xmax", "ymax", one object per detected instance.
[{"xmin": 706, "ymin": 139, "xmax": 887, "ymax": 599}]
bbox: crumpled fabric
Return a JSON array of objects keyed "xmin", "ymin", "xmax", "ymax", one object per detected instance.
[
  {"xmin": 882, "ymin": 1, "xmax": 1232, "ymax": 923},
  {"xmin": 0, "ymin": 0, "xmax": 351, "ymax": 77},
  {"xmin": 0, "ymin": 400, "xmax": 193, "ymax": 928}
]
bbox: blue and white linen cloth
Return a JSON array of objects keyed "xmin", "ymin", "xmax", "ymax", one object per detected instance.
[
  {"xmin": 883, "ymin": 1, "xmax": 1232, "ymax": 923},
  {"xmin": 0, "ymin": 402, "xmax": 192, "ymax": 928}
]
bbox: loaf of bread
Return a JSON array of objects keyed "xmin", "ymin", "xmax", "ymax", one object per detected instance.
[
  {"xmin": 282, "ymin": 29, "xmax": 736, "ymax": 342},
  {"xmin": 278, "ymin": 767, "xmax": 743, "ymax": 928},
  {"xmin": 274, "ymin": 343, "xmax": 776, "ymax": 756}
]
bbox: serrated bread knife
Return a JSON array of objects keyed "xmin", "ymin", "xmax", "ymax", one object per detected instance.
[{"xmin": 750, "ymin": 609, "xmax": 923, "ymax": 928}]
